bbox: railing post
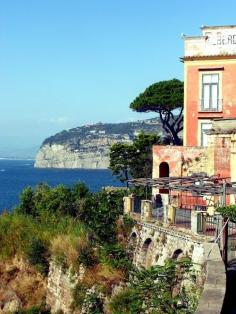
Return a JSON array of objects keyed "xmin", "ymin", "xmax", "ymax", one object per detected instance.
[
  {"xmin": 141, "ymin": 200, "xmax": 152, "ymax": 222},
  {"xmin": 191, "ymin": 210, "xmax": 198, "ymax": 234},
  {"xmin": 123, "ymin": 196, "xmax": 134, "ymax": 215},
  {"xmin": 167, "ymin": 205, "xmax": 176, "ymax": 224},
  {"xmin": 191, "ymin": 211, "xmax": 206, "ymax": 234}
]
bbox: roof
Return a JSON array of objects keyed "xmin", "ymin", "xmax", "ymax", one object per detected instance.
[
  {"xmin": 181, "ymin": 54, "xmax": 236, "ymax": 62},
  {"xmin": 201, "ymin": 25, "xmax": 236, "ymax": 30}
]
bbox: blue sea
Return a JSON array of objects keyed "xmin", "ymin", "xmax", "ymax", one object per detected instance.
[{"xmin": 0, "ymin": 159, "xmax": 124, "ymax": 212}]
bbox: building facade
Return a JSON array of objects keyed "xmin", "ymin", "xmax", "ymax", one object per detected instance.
[
  {"xmin": 152, "ymin": 25, "xmax": 236, "ymax": 205},
  {"xmin": 183, "ymin": 25, "xmax": 236, "ymax": 147}
]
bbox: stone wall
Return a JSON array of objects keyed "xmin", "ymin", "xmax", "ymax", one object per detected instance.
[
  {"xmin": 46, "ymin": 261, "xmax": 84, "ymax": 313},
  {"xmin": 129, "ymin": 221, "xmax": 226, "ymax": 314},
  {"xmin": 195, "ymin": 243, "xmax": 226, "ymax": 314},
  {"xmin": 130, "ymin": 222, "xmax": 205, "ymax": 268}
]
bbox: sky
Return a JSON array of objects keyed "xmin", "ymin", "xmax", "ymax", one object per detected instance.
[{"xmin": 1, "ymin": 0, "xmax": 236, "ymax": 155}]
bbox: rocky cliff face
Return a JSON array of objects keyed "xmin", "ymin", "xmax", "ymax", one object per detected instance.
[
  {"xmin": 34, "ymin": 137, "xmax": 128, "ymax": 169},
  {"xmin": 0, "ymin": 257, "xmax": 46, "ymax": 313},
  {"xmin": 35, "ymin": 119, "xmax": 163, "ymax": 169}
]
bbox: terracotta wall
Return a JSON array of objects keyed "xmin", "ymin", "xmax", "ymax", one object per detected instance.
[{"xmin": 184, "ymin": 60, "xmax": 236, "ymax": 146}]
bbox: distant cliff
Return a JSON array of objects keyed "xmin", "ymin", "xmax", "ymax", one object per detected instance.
[{"xmin": 34, "ymin": 118, "xmax": 163, "ymax": 169}]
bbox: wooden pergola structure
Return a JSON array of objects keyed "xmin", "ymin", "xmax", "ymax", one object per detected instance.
[
  {"xmin": 128, "ymin": 174, "xmax": 236, "ymax": 197},
  {"xmin": 129, "ymin": 174, "xmax": 236, "ymax": 264}
]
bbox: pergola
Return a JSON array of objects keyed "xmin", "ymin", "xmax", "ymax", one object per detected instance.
[
  {"xmin": 129, "ymin": 175, "xmax": 236, "ymax": 264},
  {"xmin": 128, "ymin": 174, "xmax": 236, "ymax": 197}
]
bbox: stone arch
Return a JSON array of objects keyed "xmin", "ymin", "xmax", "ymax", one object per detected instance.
[
  {"xmin": 140, "ymin": 238, "xmax": 153, "ymax": 267},
  {"xmin": 127, "ymin": 232, "xmax": 138, "ymax": 261},
  {"xmin": 130, "ymin": 232, "xmax": 137, "ymax": 247},
  {"xmin": 159, "ymin": 162, "xmax": 169, "ymax": 194},
  {"xmin": 172, "ymin": 249, "xmax": 183, "ymax": 260}
]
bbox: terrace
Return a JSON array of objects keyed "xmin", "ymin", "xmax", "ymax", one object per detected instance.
[{"xmin": 124, "ymin": 174, "xmax": 236, "ymax": 263}]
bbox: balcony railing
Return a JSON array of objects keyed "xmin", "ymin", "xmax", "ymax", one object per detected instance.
[{"xmin": 199, "ymin": 99, "xmax": 223, "ymax": 112}]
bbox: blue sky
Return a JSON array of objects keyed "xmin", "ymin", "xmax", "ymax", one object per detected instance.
[{"xmin": 0, "ymin": 0, "xmax": 236, "ymax": 154}]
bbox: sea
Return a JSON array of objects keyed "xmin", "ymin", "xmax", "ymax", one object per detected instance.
[{"xmin": 0, "ymin": 159, "xmax": 124, "ymax": 212}]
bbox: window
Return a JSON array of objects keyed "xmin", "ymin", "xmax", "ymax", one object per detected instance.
[
  {"xmin": 201, "ymin": 74, "xmax": 220, "ymax": 111},
  {"xmin": 201, "ymin": 122, "xmax": 212, "ymax": 146}
]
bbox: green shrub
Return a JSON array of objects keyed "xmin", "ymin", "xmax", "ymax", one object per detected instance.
[
  {"xmin": 72, "ymin": 284, "xmax": 87, "ymax": 310},
  {"xmin": 99, "ymin": 243, "xmax": 132, "ymax": 272},
  {"xmin": 77, "ymin": 243, "xmax": 98, "ymax": 267},
  {"xmin": 16, "ymin": 304, "xmax": 50, "ymax": 314},
  {"xmin": 84, "ymin": 291, "xmax": 104, "ymax": 314},
  {"xmin": 26, "ymin": 237, "xmax": 49, "ymax": 275},
  {"xmin": 15, "ymin": 182, "xmax": 91, "ymax": 218},
  {"xmin": 109, "ymin": 287, "xmax": 141, "ymax": 314},
  {"xmin": 15, "ymin": 186, "xmax": 36, "ymax": 216},
  {"xmin": 78, "ymin": 189, "xmax": 126, "ymax": 243},
  {"xmin": 109, "ymin": 260, "xmax": 197, "ymax": 314},
  {"xmin": 71, "ymin": 182, "xmax": 90, "ymax": 200},
  {"xmin": 123, "ymin": 214, "xmax": 135, "ymax": 233},
  {"xmin": 218, "ymin": 204, "xmax": 236, "ymax": 221}
]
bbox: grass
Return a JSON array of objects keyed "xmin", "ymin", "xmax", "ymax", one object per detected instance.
[
  {"xmin": 0, "ymin": 211, "xmax": 86, "ymax": 261},
  {"xmin": 82, "ymin": 264, "xmax": 125, "ymax": 293}
]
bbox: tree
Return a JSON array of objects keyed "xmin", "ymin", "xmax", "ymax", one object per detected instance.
[
  {"xmin": 130, "ymin": 79, "xmax": 184, "ymax": 145},
  {"xmin": 109, "ymin": 132, "xmax": 161, "ymax": 183},
  {"xmin": 16, "ymin": 186, "xmax": 36, "ymax": 216}
]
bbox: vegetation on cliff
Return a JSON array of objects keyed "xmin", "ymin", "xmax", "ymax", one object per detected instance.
[
  {"xmin": 0, "ymin": 183, "xmax": 199, "ymax": 313},
  {"xmin": 41, "ymin": 118, "xmax": 163, "ymax": 148}
]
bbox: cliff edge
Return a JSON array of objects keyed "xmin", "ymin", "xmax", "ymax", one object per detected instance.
[{"xmin": 34, "ymin": 119, "xmax": 163, "ymax": 169}]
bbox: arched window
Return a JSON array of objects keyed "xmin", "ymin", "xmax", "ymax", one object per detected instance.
[
  {"xmin": 172, "ymin": 249, "xmax": 183, "ymax": 260},
  {"xmin": 159, "ymin": 162, "xmax": 169, "ymax": 194},
  {"xmin": 142, "ymin": 238, "xmax": 152, "ymax": 252},
  {"xmin": 140, "ymin": 238, "xmax": 153, "ymax": 267},
  {"xmin": 130, "ymin": 232, "xmax": 137, "ymax": 247}
]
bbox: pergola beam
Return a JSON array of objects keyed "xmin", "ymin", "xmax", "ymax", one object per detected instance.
[{"xmin": 128, "ymin": 175, "xmax": 236, "ymax": 196}]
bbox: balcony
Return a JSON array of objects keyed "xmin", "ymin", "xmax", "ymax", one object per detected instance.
[{"xmin": 199, "ymin": 98, "xmax": 223, "ymax": 112}]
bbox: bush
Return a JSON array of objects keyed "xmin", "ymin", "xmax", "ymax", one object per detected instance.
[
  {"xmin": 72, "ymin": 284, "xmax": 87, "ymax": 310},
  {"xmin": 109, "ymin": 260, "xmax": 197, "ymax": 314},
  {"xmin": 78, "ymin": 189, "xmax": 126, "ymax": 243},
  {"xmin": 123, "ymin": 214, "xmax": 135, "ymax": 234},
  {"xmin": 109, "ymin": 287, "xmax": 141, "ymax": 314},
  {"xmin": 26, "ymin": 237, "xmax": 49, "ymax": 275},
  {"xmin": 15, "ymin": 187, "xmax": 35, "ymax": 216},
  {"xmin": 99, "ymin": 243, "xmax": 132, "ymax": 273},
  {"xmin": 16, "ymin": 182, "xmax": 91, "ymax": 218},
  {"xmin": 16, "ymin": 304, "xmax": 50, "ymax": 314},
  {"xmin": 77, "ymin": 236, "xmax": 98, "ymax": 267}
]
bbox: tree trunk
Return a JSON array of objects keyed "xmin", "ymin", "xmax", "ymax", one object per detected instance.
[{"xmin": 159, "ymin": 109, "xmax": 183, "ymax": 145}]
